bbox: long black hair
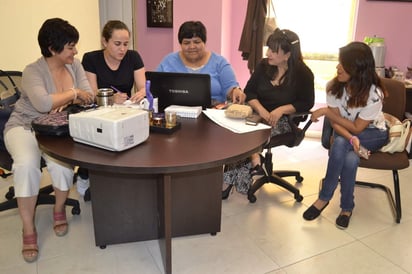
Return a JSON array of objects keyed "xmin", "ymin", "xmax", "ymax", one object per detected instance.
[
  {"xmin": 262, "ymin": 28, "xmax": 304, "ymax": 87},
  {"xmin": 329, "ymin": 41, "xmax": 386, "ymax": 108}
]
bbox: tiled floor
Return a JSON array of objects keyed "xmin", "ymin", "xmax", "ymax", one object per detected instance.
[{"xmin": 1, "ymin": 135, "xmax": 412, "ymax": 274}]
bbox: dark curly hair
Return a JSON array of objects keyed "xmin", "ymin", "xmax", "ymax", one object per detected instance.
[
  {"xmin": 38, "ymin": 18, "xmax": 79, "ymax": 57},
  {"xmin": 178, "ymin": 21, "xmax": 207, "ymax": 44}
]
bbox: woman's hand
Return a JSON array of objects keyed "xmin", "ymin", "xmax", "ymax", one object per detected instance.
[
  {"xmin": 230, "ymin": 87, "xmax": 246, "ymax": 104},
  {"xmin": 349, "ymin": 135, "xmax": 370, "ymax": 159},
  {"xmin": 311, "ymin": 107, "xmax": 327, "ymax": 122},
  {"xmin": 114, "ymin": 92, "xmax": 128, "ymax": 104},
  {"xmin": 50, "ymin": 103, "xmax": 70, "ymax": 114},
  {"xmin": 76, "ymin": 89, "xmax": 95, "ymax": 105},
  {"xmin": 130, "ymin": 89, "xmax": 146, "ymax": 104},
  {"xmin": 266, "ymin": 109, "xmax": 282, "ymax": 126}
]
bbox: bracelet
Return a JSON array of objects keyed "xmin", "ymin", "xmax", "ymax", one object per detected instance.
[
  {"xmin": 71, "ymin": 88, "xmax": 77, "ymax": 101},
  {"xmin": 350, "ymin": 135, "xmax": 357, "ymax": 145}
]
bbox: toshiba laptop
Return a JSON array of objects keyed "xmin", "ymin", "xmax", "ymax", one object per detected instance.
[{"xmin": 145, "ymin": 71, "xmax": 211, "ymax": 112}]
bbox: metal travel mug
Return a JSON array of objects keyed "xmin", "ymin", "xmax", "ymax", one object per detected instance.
[{"xmin": 96, "ymin": 88, "xmax": 114, "ymax": 107}]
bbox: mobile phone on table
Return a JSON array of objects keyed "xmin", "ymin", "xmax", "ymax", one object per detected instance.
[{"xmin": 245, "ymin": 114, "xmax": 262, "ymax": 126}]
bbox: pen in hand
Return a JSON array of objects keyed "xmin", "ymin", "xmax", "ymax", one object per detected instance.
[{"xmin": 110, "ymin": 85, "xmax": 129, "ymax": 99}]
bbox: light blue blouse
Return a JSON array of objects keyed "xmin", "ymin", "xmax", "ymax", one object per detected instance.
[{"xmin": 157, "ymin": 52, "xmax": 239, "ymax": 104}]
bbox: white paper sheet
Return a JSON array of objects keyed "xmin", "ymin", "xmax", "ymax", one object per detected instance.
[{"xmin": 203, "ymin": 108, "xmax": 271, "ymax": 133}]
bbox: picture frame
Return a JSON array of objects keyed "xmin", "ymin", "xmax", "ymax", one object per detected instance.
[{"xmin": 146, "ymin": 0, "xmax": 173, "ymax": 28}]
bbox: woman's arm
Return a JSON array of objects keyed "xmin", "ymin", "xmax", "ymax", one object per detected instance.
[
  {"xmin": 313, "ymin": 107, "xmax": 371, "ymax": 135},
  {"xmin": 84, "ymin": 71, "xmax": 98, "ymax": 95},
  {"xmin": 129, "ymin": 67, "xmax": 146, "ymax": 103}
]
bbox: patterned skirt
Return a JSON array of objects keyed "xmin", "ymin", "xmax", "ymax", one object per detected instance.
[{"xmin": 223, "ymin": 116, "xmax": 292, "ymax": 194}]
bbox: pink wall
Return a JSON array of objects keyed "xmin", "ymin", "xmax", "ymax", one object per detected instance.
[
  {"xmin": 135, "ymin": 0, "xmax": 250, "ymax": 86},
  {"xmin": 355, "ymin": 0, "xmax": 412, "ymax": 71},
  {"xmin": 135, "ymin": 0, "xmax": 412, "ymax": 87},
  {"xmin": 134, "ymin": 1, "xmax": 174, "ymax": 71}
]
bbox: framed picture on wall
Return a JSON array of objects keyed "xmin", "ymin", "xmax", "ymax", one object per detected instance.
[{"xmin": 147, "ymin": 0, "xmax": 173, "ymax": 28}]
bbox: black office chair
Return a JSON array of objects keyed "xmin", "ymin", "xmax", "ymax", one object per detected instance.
[
  {"xmin": 247, "ymin": 112, "xmax": 312, "ymax": 203},
  {"xmin": 0, "ymin": 70, "xmax": 81, "ymax": 215},
  {"xmin": 321, "ymin": 77, "xmax": 409, "ymax": 223}
]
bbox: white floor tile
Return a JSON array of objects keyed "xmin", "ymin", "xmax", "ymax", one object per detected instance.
[{"xmin": 1, "ymin": 138, "xmax": 411, "ymax": 274}]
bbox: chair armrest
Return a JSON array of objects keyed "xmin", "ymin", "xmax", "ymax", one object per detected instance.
[{"xmin": 286, "ymin": 111, "xmax": 312, "ymax": 132}]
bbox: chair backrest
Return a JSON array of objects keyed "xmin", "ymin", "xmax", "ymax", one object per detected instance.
[
  {"xmin": 381, "ymin": 77, "xmax": 406, "ymax": 121},
  {"xmin": 0, "ymin": 71, "xmax": 22, "ymax": 171},
  {"xmin": 0, "ymin": 70, "xmax": 22, "ymax": 100}
]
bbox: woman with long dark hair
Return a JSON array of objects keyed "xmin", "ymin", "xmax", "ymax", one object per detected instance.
[
  {"xmin": 223, "ymin": 28, "xmax": 315, "ymax": 195},
  {"xmin": 303, "ymin": 41, "xmax": 389, "ymax": 229}
]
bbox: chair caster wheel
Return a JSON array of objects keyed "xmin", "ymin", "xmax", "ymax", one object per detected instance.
[
  {"xmin": 248, "ymin": 194, "xmax": 257, "ymax": 203},
  {"xmin": 295, "ymin": 194, "xmax": 303, "ymax": 202},
  {"xmin": 210, "ymin": 232, "xmax": 217, "ymax": 236},
  {"xmin": 296, "ymin": 176, "xmax": 304, "ymax": 183},
  {"xmin": 5, "ymin": 187, "xmax": 14, "ymax": 200},
  {"xmin": 100, "ymin": 245, "xmax": 106, "ymax": 249},
  {"xmin": 71, "ymin": 206, "xmax": 81, "ymax": 215}
]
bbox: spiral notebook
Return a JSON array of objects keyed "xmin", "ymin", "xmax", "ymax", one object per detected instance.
[{"xmin": 145, "ymin": 71, "xmax": 211, "ymax": 112}]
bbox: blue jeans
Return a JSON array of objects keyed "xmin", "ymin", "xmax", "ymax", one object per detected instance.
[{"xmin": 319, "ymin": 127, "xmax": 388, "ymax": 212}]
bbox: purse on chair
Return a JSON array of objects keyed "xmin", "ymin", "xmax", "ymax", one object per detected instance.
[{"xmin": 380, "ymin": 113, "xmax": 412, "ymax": 153}]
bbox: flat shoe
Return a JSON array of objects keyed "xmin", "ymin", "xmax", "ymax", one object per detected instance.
[
  {"xmin": 336, "ymin": 212, "xmax": 352, "ymax": 229},
  {"xmin": 53, "ymin": 211, "xmax": 68, "ymax": 237},
  {"xmin": 303, "ymin": 201, "xmax": 329, "ymax": 221},
  {"xmin": 22, "ymin": 232, "xmax": 38, "ymax": 263}
]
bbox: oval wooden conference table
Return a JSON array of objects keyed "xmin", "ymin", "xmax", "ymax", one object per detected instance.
[{"xmin": 37, "ymin": 113, "xmax": 270, "ymax": 274}]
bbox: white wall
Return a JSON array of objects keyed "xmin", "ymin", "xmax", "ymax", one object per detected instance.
[
  {"xmin": 0, "ymin": 0, "xmax": 101, "ymax": 71},
  {"xmin": 99, "ymin": 0, "xmax": 134, "ymax": 47}
]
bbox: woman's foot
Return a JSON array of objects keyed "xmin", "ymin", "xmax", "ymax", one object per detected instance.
[
  {"xmin": 303, "ymin": 199, "xmax": 329, "ymax": 220},
  {"xmin": 53, "ymin": 211, "xmax": 68, "ymax": 237},
  {"xmin": 22, "ymin": 231, "xmax": 38, "ymax": 263},
  {"xmin": 336, "ymin": 211, "xmax": 352, "ymax": 229},
  {"xmin": 250, "ymin": 154, "xmax": 266, "ymax": 180},
  {"xmin": 222, "ymin": 184, "xmax": 233, "ymax": 200}
]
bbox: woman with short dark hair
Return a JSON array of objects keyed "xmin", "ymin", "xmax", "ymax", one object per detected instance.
[
  {"xmin": 157, "ymin": 20, "xmax": 245, "ymax": 105},
  {"xmin": 4, "ymin": 18, "xmax": 94, "ymax": 262}
]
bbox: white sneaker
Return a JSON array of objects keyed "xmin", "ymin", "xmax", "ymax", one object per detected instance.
[{"xmin": 76, "ymin": 176, "xmax": 90, "ymax": 196}]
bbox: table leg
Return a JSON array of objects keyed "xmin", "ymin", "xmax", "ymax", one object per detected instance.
[{"xmin": 158, "ymin": 174, "xmax": 172, "ymax": 274}]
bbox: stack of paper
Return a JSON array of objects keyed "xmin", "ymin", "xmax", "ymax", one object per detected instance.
[
  {"xmin": 203, "ymin": 109, "xmax": 271, "ymax": 133},
  {"xmin": 164, "ymin": 105, "xmax": 202, "ymax": 118}
]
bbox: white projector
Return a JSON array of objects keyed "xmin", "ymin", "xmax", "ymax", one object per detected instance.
[{"xmin": 69, "ymin": 107, "xmax": 149, "ymax": 151}]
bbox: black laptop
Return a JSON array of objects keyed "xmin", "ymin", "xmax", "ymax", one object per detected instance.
[{"xmin": 145, "ymin": 71, "xmax": 212, "ymax": 112}]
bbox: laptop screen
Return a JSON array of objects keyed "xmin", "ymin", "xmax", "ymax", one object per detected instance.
[{"xmin": 145, "ymin": 71, "xmax": 212, "ymax": 112}]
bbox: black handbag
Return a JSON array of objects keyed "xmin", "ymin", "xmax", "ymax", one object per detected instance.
[
  {"xmin": 31, "ymin": 111, "xmax": 70, "ymax": 136},
  {"xmin": 31, "ymin": 104, "xmax": 95, "ymax": 136}
]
